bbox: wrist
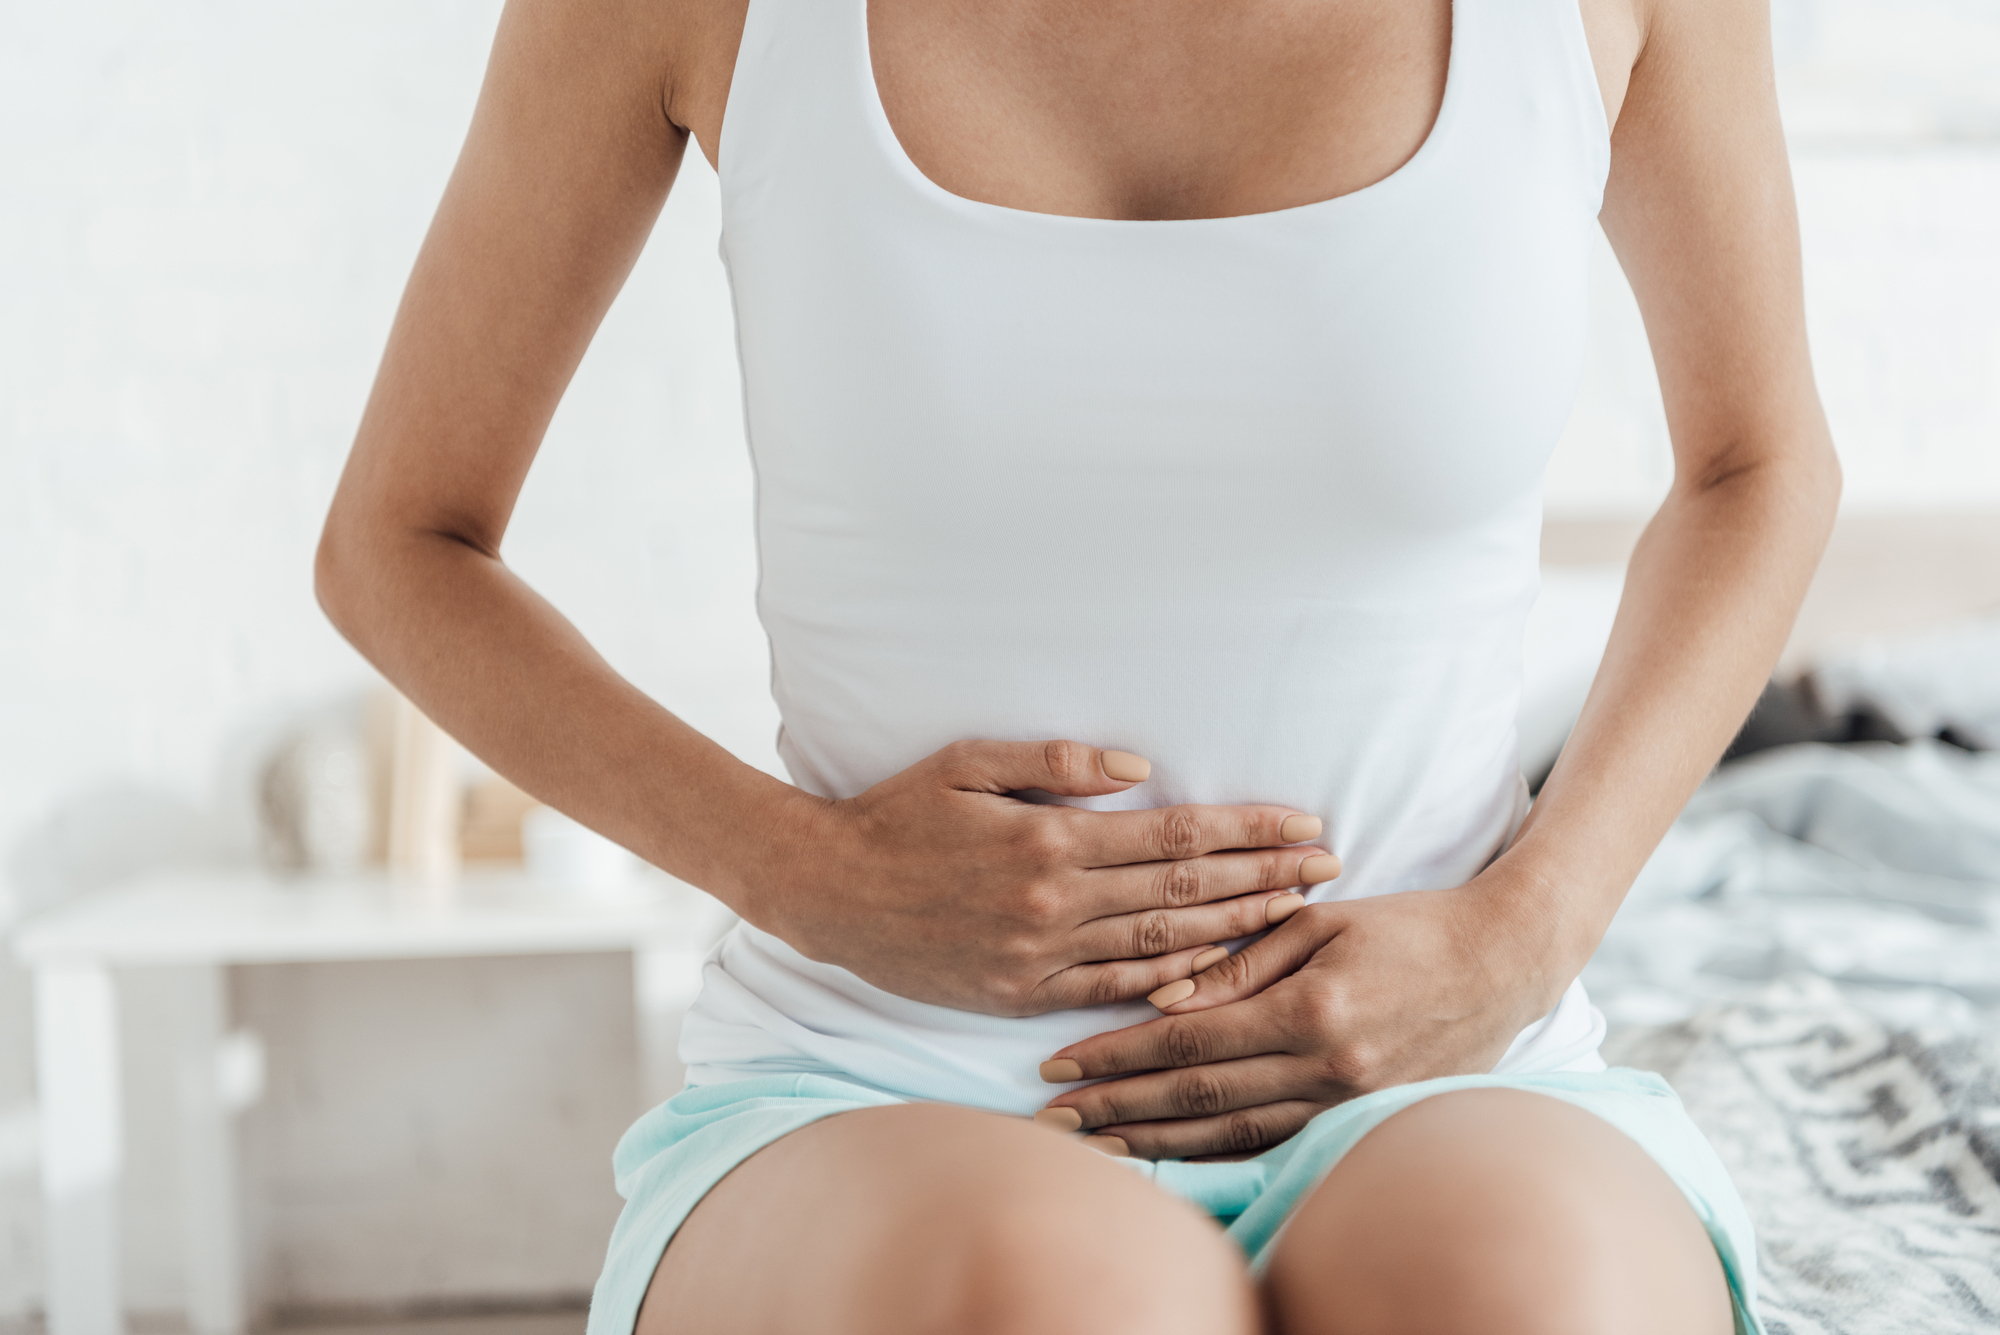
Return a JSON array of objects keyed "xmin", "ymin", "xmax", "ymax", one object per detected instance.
[
  {"xmin": 716, "ymin": 777, "xmax": 833, "ymax": 936},
  {"xmin": 632, "ymin": 748, "xmax": 828, "ymax": 937},
  {"xmin": 1461, "ymin": 860, "xmax": 1600, "ymax": 1021}
]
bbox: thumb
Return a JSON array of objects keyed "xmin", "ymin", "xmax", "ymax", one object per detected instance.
[
  {"xmin": 1150, "ymin": 902, "xmax": 1343, "ymax": 1014},
  {"xmin": 939, "ymin": 739, "xmax": 1152, "ymax": 798}
]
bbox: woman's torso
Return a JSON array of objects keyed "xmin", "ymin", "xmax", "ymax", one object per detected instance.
[{"xmin": 671, "ymin": 0, "xmax": 1626, "ymax": 1113}]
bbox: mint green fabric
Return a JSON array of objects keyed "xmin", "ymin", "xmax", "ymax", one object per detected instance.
[{"xmin": 587, "ymin": 1068, "xmax": 1762, "ymax": 1335}]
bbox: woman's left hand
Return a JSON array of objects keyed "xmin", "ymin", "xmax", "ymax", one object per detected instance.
[{"xmin": 1033, "ymin": 875, "xmax": 1574, "ymax": 1160}]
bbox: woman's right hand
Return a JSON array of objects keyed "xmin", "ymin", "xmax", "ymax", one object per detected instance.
[{"xmin": 744, "ymin": 740, "xmax": 1340, "ymax": 1017}]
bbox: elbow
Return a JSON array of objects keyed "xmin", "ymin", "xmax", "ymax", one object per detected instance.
[
  {"xmin": 315, "ymin": 497, "xmax": 494, "ymax": 650},
  {"xmin": 314, "ymin": 503, "xmax": 371, "ymax": 647},
  {"xmin": 1689, "ymin": 428, "xmax": 1842, "ymax": 533},
  {"xmin": 313, "ymin": 523, "xmax": 352, "ymax": 639},
  {"xmin": 1795, "ymin": 431, "xmax": 1843, "ymax": 534},
  {"xmin": 1814, "ymin": 440, "xmax": 1843, "ymax": 517}
]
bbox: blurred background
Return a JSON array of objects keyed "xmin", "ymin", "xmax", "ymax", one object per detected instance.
[{"xmin": 1, "ymin": 0, "xmax": 1996, "ymax": 1331}]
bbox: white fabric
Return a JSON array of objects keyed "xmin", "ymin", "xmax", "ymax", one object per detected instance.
[
  {"xmin": 680, "ymin": 0, "xmax": 1615, "ymax": 1115},
  {"xmin": 1589, "ymin": 739, "xmax": 2000, "ymax": 1030},
  {"xmin": 1812, "ymin": 614, "xmax": 2000, "ymax": 750},
  {"xmin": 1518, "ymin": 564, "xmax": 1627, "ymax": 779}
]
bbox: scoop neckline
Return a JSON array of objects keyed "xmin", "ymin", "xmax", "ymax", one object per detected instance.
[{"xmin": 856, "ymin": 0, "xmax": 1465, "ymax": 227}]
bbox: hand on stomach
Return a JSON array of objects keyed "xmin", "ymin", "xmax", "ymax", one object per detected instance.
[
  {"xmin": 1033, "ymin": 872, "xmax": 1577, "ymax": 1159},
  {"xmin": 754, "ymin": 738, "xmax": 1341, "ymax": 1017}
]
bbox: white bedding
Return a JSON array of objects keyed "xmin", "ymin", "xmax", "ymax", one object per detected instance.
[
  {"xmin": 1587, "ymin": 738, "xmax": 2000, "ymax": 1029},
  {"xmin": 1561, "ymin": 606, "xmax": 2000, "ymax": 1333}
]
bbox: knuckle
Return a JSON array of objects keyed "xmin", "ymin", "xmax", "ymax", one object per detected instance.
[
  {"xmin": 1321, "ymin": 1040, "xmax": 1383, "ymax": 1091},
  {"xmin": 1080, "ymin": 968, "xmax": 1133, "ymax": 1009},
  {"xmin": 1043, "ymin": 739, "xmax": 1087, "ymax": 784},
  {"xmin": 1207, "ymin": 949, "xmax": 1256, "ymax": 992},
  {"xmin": 1012, "ymin": 880, "xmax": 1062, "ymax": 925},
  {"xmin": 1095, "ymin": 1089, "xmax": 1140, "ymax": 1126},
  {"xmin": 1232, "ymin": 894, "xmax": 1274, "ymax": 933},
  {"xmin": 1296, "ymin": 901, "xmax": 1339, "ymax": 931},
  {"xmin": 1176, "ymin": 1069, "xmax": 1229, "ymax": 1119},
  {"xmin": 1132, "ymin": 910, "xmax": 1174, "ymax": 957},
  {"xmin": 935, "ymin": 739, "xmax": 978, "ymax": 775},
  {"xmin": 1158, "ymin": 857, "xmax": 1206, "ymax": 907},
  {"xmin": 1222, "ymin": 1109, "xmax": 1267, "ymax": 1155},
  {"xmin": 1046, "ymin": 813, "xmax": 1087, "ymax": 861},
  {"xmin": 1162, "ymin": 1017, "xmax": 1209, "ymax": 1069},
  {"xmin": 994, "ymin": 931, "xmax": 1044, "ymax": 975},
  {"xmin": 1153, "ymin": 808, "xmax": 1204, "ymax": 861},
  {"xmin": 1012, "ymin": 820, "xmax": 1068, "ymax": 868},
  {"xmin": 982, "ymin": 975, "xmax": 1037, "ymax": 1017},
  {"xmin": 1241, "ymin": 810, "xmax": 1279, "ymax": 850},
  {"xmin": 1347, "ymin": 1042, "xmax": 1388, "ymax": 1088},
  {"xmin": 1296, "ymin": 979, "xmax": 1343, "ymax": 1026}
]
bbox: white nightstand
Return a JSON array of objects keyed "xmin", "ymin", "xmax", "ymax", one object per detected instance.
[{"xmin": 13, "ymin": 867, "xmax": 728, "ymax": 1335}]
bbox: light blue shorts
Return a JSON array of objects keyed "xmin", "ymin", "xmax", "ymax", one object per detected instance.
[{"xmin": 588, "ymin": 1067, "xmax": 1763, "ymax": 1335}]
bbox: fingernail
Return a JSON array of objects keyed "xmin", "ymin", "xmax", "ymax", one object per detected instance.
[
  {"xmin": 1034, "ymin": 1106, "xmax": 1084, "ymax": 1132},
  {"xmin": 1266, "ymin": 892, "xmax": 1306, "ymax": 924},
  {"xmin": 1147, "ymin": 978, "xmax": 1196, "ymax": 1009},
  {"xmin": 1300, "ymin": 854, "xmax": 1342, "ymax": 885},
  {"xmin": 1083, "ymin": 1135, "xmax": 1130, "ymax": 1157},
  {"xmin": 1279, "ymin": 814, "xmax": 1322, "ymax": 843},
  {"xmin": 1191, "ymin": 946, "xmax": 1229, "ymax": 973},
  {"xmin": 1101, "ymin": 750, "xmax": 1151, "ymax": 782},
  {"xmin": 1039, "ymin": 1058, "xmax": 1083, "ymax": 1083}
]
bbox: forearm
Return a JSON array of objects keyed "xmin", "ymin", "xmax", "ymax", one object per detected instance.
[
  {"xmin": 1491, "ymin": 441, "xmax": 1840, "ymax": 992},
  {"xmin": 315, "ymin": 521, "xmax": 813, "ymax": 916}
]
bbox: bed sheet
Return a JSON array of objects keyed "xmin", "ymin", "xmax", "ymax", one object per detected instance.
[{"xmin": 1585, "ymin": 739, "xmax": 2000, "ymax": 1334}]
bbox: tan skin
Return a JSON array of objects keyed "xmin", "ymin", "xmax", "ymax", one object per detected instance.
[{"xmin": 319, "ymin": 0, "xmax": 1837, "ymax": 1328}]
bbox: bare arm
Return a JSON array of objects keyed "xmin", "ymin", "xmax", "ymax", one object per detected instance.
[
  {"xmin": 1506, "ymin": 0, "xmax": 1842, "ymax": 966},
  {"xmin": 317, "ymin": 0, "xmax": 772, "ymax": 897},
  {"xmin": 1038, "ymin": 0, "xmax": 1840, "ymax": 1156},
  {"xmin": 319, "ymin": 0, "xmax": 1328, "ymax": 1015}
]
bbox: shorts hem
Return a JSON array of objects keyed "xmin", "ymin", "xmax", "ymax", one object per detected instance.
[{"xmin": 586, "ymin": 1067, "xmax": 1763, "ymax": 1335}]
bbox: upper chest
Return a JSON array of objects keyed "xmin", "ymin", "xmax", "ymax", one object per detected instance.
[{"xmin": 671, "ymin": 0, "xmax": 1637, "ymax": 222}]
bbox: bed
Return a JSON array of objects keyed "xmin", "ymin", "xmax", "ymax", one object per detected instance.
[{"xmin": 1533, "ymin": 515, "xmax": 2000, "ymax": 1334}]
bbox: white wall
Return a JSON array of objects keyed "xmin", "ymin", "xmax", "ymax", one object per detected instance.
[
  {"xmin": 1546, "ymin": 150, "xmax": 2000, "ymax": 516},
  {"xmin": 2, "ymin": 0, "xmax": 1997, "ymax": 1320},
  {"xmin": 1546, "ymin": 0, "xmax": 2000, "ymax": 515},
  {"xmin": 0, "ymin": 0, "xmax": 775, "ymax": 1316}
]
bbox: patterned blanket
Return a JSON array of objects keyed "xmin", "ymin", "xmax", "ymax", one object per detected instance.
[{"xmin": 1606, "ymin": 976, "xmax": 2000, "ymax": 1335}]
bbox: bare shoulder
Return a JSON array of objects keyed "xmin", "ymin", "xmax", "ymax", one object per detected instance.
[
  {"xmin": 1612, "ymin": 0, "xmax": 1781, "ymax": 122},
  {"xmin": 1582, "ymin": 0, "xmax": 1785, "ymax": 135},
  {"xmin": 463, "ymin": 0, "xmax": 744, "ymax": 157},
  {"xmin": 659, "ymin": 0, "xmax": 751, "ymax": 168},
  {"xmin": 1578, "ymin": 0, "xmax": 1648, "ymax": 130}
]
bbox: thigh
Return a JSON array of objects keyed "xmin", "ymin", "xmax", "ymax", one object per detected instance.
[
  {"xmin": 637, "ymin": 1102, "xmax": 1259, "ymax": 1335},
  {"xmin": 1261, "ymin": 1088, "xmax": 1735, "ymax": 1335}
]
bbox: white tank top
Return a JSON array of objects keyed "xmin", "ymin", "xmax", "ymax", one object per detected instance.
[{"xmin": 680, "ymin": 0, "xmax": 1613, "ymax": 1114}]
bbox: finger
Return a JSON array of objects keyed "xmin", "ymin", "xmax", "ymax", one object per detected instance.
[
  {"xmin": 1151, "ymin": 902, "xmax": 1345, "ymax": 1015},
  {"xmin": 1102, "ymin": 1100, "xmax": 1324, "ymax": 1162},
  {"xmin": 1026, "ymin": 942, "xmax": 1240, "ymax": 1014},
  {"xmin": 1038, "ymin": 1054, "xmax": 1304, "ymax": 1129},
  {"xmin": 1078, "ymin": 844, "xmax": 1340, "ymax": 918},
  {"xmin": 1041, "ymin": 997, "xmax": 1290, "ymax": 1082},
  {"xmin": 1067, "ymin": 887, "xmax": 1298, "ymax": 974},
  {"xmin": 1077, "ymin": 804, "xmax": 1329, "ymax": 868},
  {"xmin": 935, "ymin": 738, "xmax": 1152, "ymax": 798}
]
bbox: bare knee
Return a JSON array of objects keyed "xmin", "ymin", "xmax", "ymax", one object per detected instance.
[
  {"xmin": 651, "ymin": 1102, "xmax": 1255, "ymax": 1335},
  {"xmin": 934, "ymin": 1192, "xmax": 1230, "ymax": 1335},
  {"xmin": 859, "ymin": 1106, "xmax": 1253, "ymax": 1335},
  {"xmin": 1263, "ymin": 1089, "xmax": 1732, "ymax": 1335}
]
